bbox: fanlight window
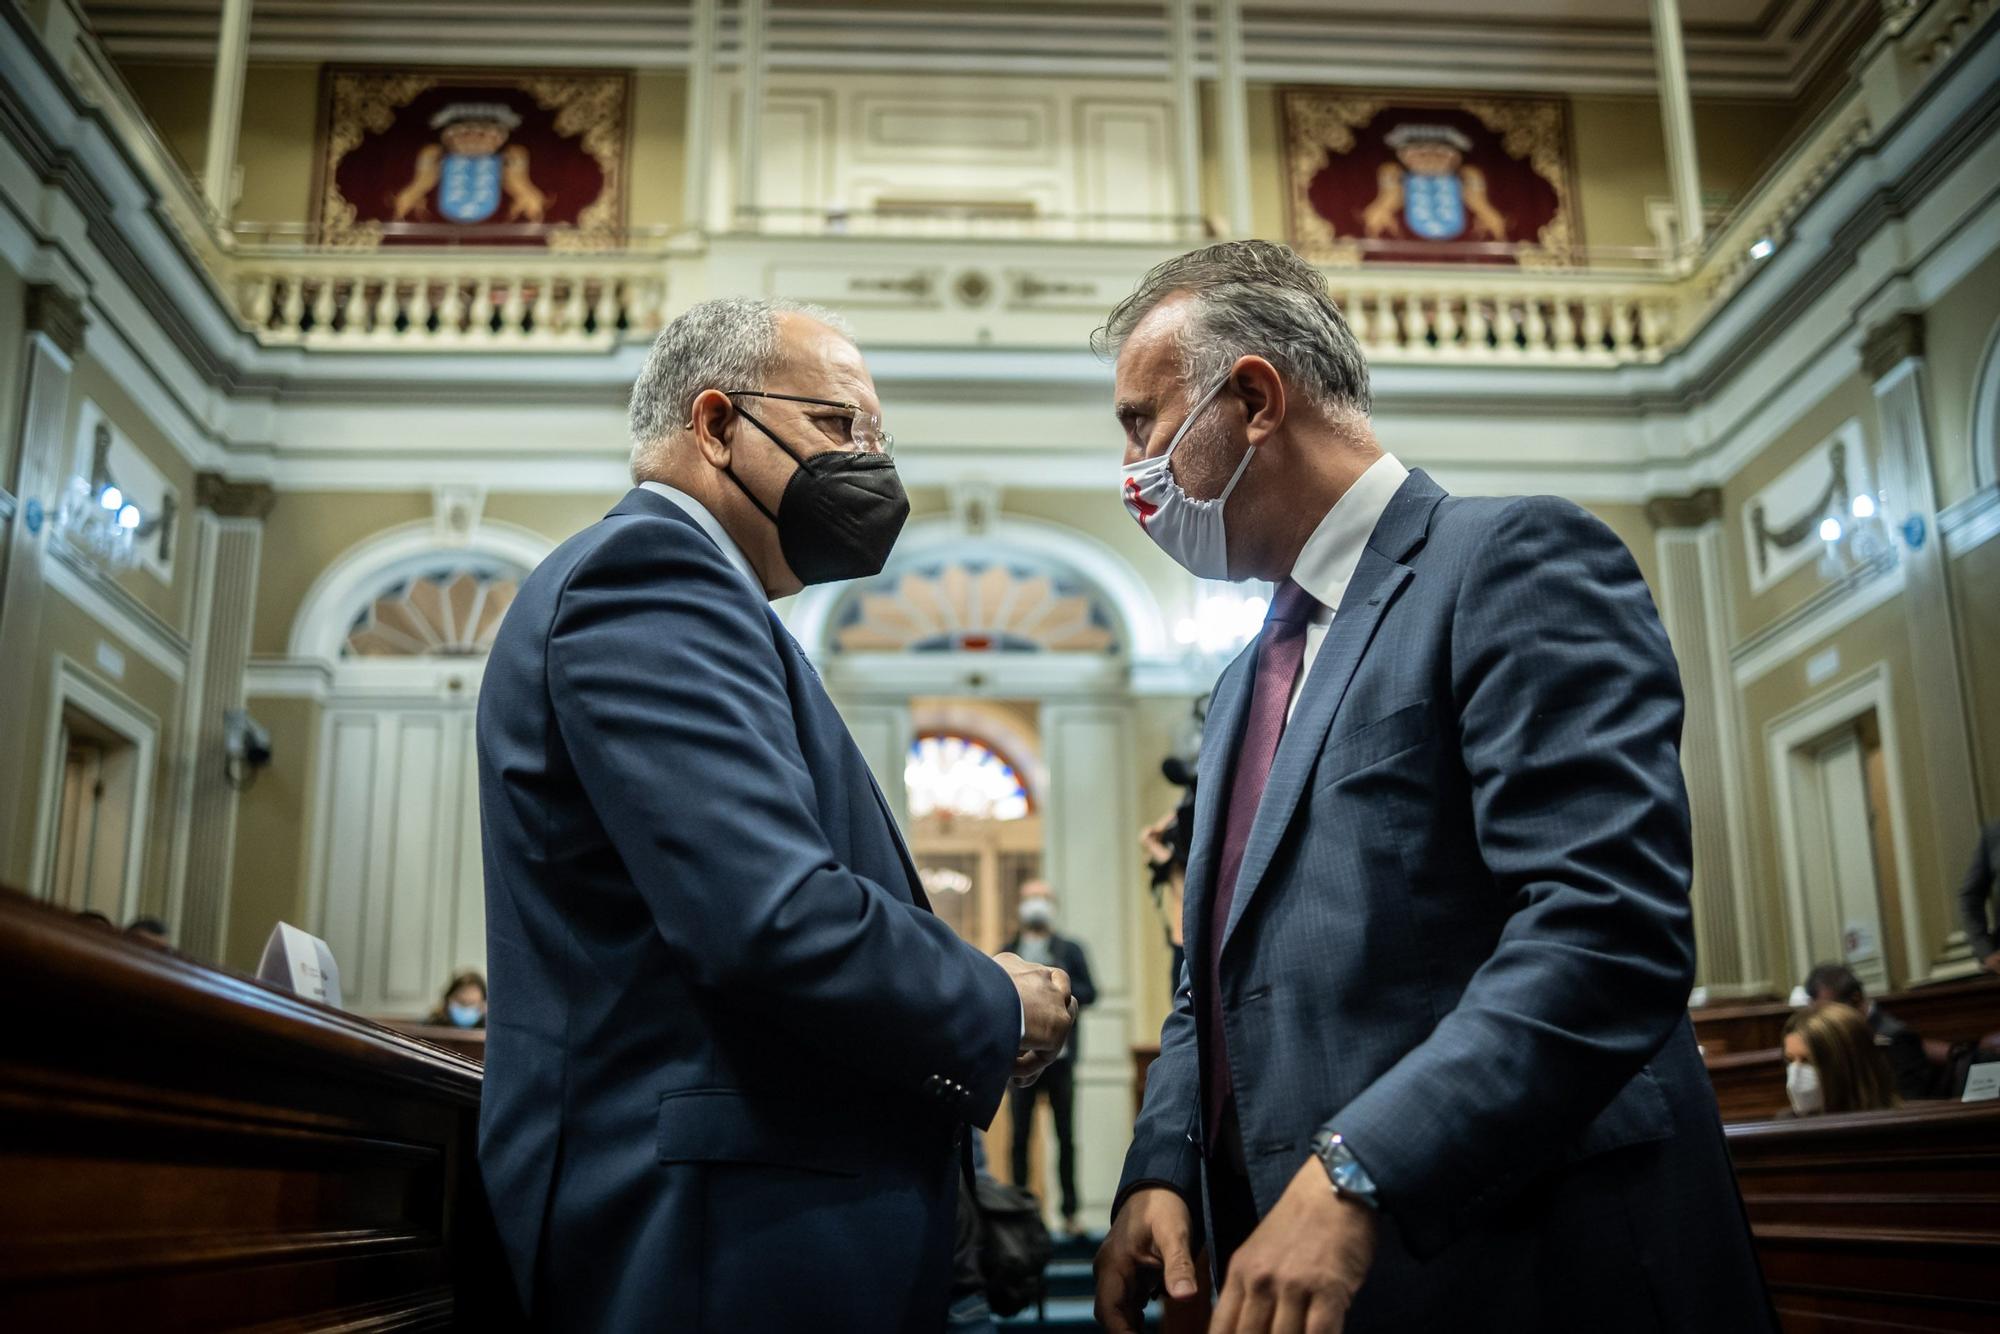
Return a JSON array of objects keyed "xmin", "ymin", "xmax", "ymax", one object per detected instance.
[
  {"xmin": 907, "ymin": 734, "xmax": 1031, "ymax": 822},
  {"xmin": 344, "ymin": 566, "xmax": 520, "ymax": 657},
  {"xmin": 833, "ymin": 560, "xmax": 1118, "ymax": 654}
]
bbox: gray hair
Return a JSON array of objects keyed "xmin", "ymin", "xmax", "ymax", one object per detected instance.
[
  {"xmin": 628, "ymin": 296, "xmax": 852, "ymax": 478},
  {"xmin": 1092, "ymin": 239, "xmax": 1371, "ymax": 418}
]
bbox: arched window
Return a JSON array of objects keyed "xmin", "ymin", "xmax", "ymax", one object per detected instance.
[
  {"xmin": 341, "ymin": 558, "xmax": 525, "ymax": 658},
  {"xmin": 831, "ymin": 557, "xmax": 1120, "ymax": 654},
  {"xmin": 906, "ymin": 733, "xmax": 1032, "ymax": 821}
]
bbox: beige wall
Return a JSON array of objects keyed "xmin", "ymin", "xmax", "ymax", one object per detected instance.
[
  {"xmin": 1720, "ymin": 375, "xmax": 1881, "ymax": 643},
  {"xmin": 1919, "ymin": 247, "xmax": 2000, "ymax": 507},
  {"xmin": 252, "ymin": 489, "xmax": 430, "ymax": 655},
  {"xmin": 0, "ymin": 263, "xmax": 25, "ymax": 482},
  {"xmin": 64, "ymin": 354, "xmax": 200, "ymax": 634},
  {"xmin": 1952, "ymin": 534, "xmax": 2000, "ymax": 828},
  {"xmin": 223, "ymin": 693, "xmax": 319, "ymax": 970}
]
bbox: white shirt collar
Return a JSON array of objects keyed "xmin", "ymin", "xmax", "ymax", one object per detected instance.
[
  {"xmin": 1288, "ymin": 452, "xmax": 1410, "ymax": 614},
  {"xmin": 637, "ymin": 481, "xmax": 764, "ymax": 597}
]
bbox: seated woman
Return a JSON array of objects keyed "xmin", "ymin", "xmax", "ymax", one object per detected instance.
[
  {"xmin": 427, "ymin": 969, "xmax": 488, "ymax": 1030},
  {"xmin": 1783, "ymin": 1002, "xmax": 1900, "ymax": 1117}
]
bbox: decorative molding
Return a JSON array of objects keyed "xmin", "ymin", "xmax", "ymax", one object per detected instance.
[
  {"xmin": 1749, "ymin": 437, "xmax": 1850, "ymax": 582},
  {"xmin": 195, "ymin": 473, "xmax": 278, "ymax": 520},
  {"xmin": 286, "ymin": 518, "xmax": 553, "ymax": 661},
  {"xmin": 1645, "ymin": 486, "xmax": 1723, "ymax": 530},
  {"xmin": 40, "ymin": 537, "xmax": 192, "ymax": 683},
  {"xmin": 1860, "ymin": 310, "xmax": 1926, "ymax": 379},
  {"xmin": 26, "ymin": 653, "xmax": 161, "ymax": 923},
  {"xmin": 24, "ymin": 281, "xmax": 87, "ymax": 357},
  {"xmin": 1940, "ymin": 482, "xmax": 2000, "ymax": 555},
  {"xmin": 243, "ymin": 655, "xmax": 335, "ymax": 701},
  {"xmin": 1729, "ymin": 552, "xmax": 1905, "ymax": 687}
]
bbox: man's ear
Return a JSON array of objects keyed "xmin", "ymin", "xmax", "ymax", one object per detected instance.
[
  {"xmin": 688, "ymin": 389, "xmax": 735, "ymax": 468},
  {"xmin": 1230, "ymin": 355, "xmax": 1287, "ymax": 448}
]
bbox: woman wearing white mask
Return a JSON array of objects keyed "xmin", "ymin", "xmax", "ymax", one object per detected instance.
[{"xmin": 1781, "ymin": 1002, "xmax": 1900, "ymax": 1117}]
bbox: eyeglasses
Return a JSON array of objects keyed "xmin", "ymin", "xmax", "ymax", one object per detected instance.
[{"xmin": 722, "ymin": 389, "xmax": 895, "ymax": 457}]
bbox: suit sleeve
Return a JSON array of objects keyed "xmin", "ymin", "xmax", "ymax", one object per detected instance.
[
  {"xmin": 1113, "ymin": 955, "xmax": 1204, "ymax": 1237},
  {"xmin": 546, "ymin": 521, "xmax": 1021, "ymax": 1127},
  {"xmin": 1958, "ymin": 833, "xmax": 1997, "ymax": 962},
  {"xmin": 1328, "ymin": 497, "xmax": 1697, "ymax": 1257}
]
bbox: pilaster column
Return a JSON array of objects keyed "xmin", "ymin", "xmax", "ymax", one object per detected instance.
[
  {"xmin": 1040, "ymin": 700, "xmax": 1138, "ymax": 1223},
  {"xmin": 1649, "ymin": 488, "xmax": 1766, "ymax": 996},
  {"xmin": 1864, "ymin": 312, "xmax": 1984, "ymax": 971},
  {"xmin": 683, "ymin": 0, "xmax": 720, "ymax": 232},
  {"xmin": 1165, "ymin": 0, "xmax": 1202, "ymax": 232},
  {"xmin": 1649, "ymin": 0, "xmax": 1705, "ymax": 258},
  {"xmin": 834, "ymin": 701, "xmax": 914, "ymax": 830},
  {"xmin": 1213, "ymin": 0, "xmax": 1252, "ymax": 238},
  {"xmin": 202, "ymin": 0, "xmax": 252, "ymax": 220},
  {"xmin": 733, "ymin": 0, "xmax": 767, "ymax": 228},
  {"xmin": 0, "ymin": 285, "xmax": 87, "ymax": 883},
  {"xmin": 168, "ymin": 475, "xmax": 274, "ymax": 962}
]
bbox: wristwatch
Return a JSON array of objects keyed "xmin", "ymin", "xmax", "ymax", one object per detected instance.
[{"xmin": 1308, "ymin": 1128, "xmax": 1380, "ymax": 1210}]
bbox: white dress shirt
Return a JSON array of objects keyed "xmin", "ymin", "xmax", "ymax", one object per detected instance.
[
  {"xmin": 638, "ymin": 480, "xmax": 763, "ymax": 596},
  {"xmin": 1284, "ymin": 452, "xmax": 1410, "ymax": 721}
]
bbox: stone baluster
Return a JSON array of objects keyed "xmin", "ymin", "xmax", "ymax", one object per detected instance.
[
  {"xmin": 279, "ymin": 278, "xmax": 305, "ymax": 337},
  {"xmin": 437, "ymin": 277, "xmax": 465, "ymax": 337}
]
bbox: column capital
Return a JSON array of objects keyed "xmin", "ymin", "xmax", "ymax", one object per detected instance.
[
  {"xmin": 1861, "ymin": 311, "xmax": 1925, "ymax": 379},
  {"xmin": 1645, "ymin": 487, "xmax": 1722, "ymax": 530},
  {"xmin": 196, "ymin": 473, "xmax": 277, "ymax": 520},
  {"xmin": 25, "ymin": 284, "xmax": 88, "ymax": 358}
]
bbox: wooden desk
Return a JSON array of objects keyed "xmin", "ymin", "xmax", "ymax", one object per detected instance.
[
  {"xmin": 0, "ymin": 889, "xmax": 521, "ymax": 1331},
  {"xmin": 377, "ymin": 1019, "xmax": 488, "ymax": 1063},
  {"xmin": 1727, "ymin": 1100, "xmax": 2000, "ymax": 1332},
  {"xmin": 1706, "ymin": 1047, "xmax": 1791, "ymax": 1122},
  {"xmin": 1695, "ymin": 975, "xmax": 2000, "ymax": 1054}
]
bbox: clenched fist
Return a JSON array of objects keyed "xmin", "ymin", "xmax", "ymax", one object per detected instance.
[{"xmin": 996, "ymin": 951, "xmax": 1077, "ymax": 1086}]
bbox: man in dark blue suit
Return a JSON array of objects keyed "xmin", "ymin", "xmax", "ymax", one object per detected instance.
[
  {"xmin": 477, "ymin": 297, "xmax": 1076, "ymax": 1332},
  {"xmin": 1094, "ymin": 242, "xmax": 1774, "ymax": 1334}
]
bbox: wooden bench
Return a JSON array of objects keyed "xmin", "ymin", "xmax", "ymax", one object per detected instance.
[
  {"xmin": 0, "ymin": 888, "xmax": 521, "ymax": 1331},
  {"xmin": 1728, "ymin": 1100, "xmax": 2000, "ymax": 1332}
]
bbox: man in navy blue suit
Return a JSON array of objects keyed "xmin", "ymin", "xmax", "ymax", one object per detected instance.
[
  {"xmin": 1094, "ymin": 242, "xmax": 1774, "ymax": 1333},
  {"xmin": 476, "ymin": 297, "xmax": 1077, "ymax": 1332}
]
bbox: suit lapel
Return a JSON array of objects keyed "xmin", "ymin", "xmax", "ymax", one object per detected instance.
[
  {"xmin": 1180, "ymin": 647, "xmax": 1256, "ymax": 977},
  {"xmin": 1217, "ymin": 471, "xmax": 1444, "ymax": 954}
]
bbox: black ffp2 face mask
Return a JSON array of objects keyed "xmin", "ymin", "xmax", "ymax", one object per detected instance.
[{"xmin": 725, "ymin": 409, "xmax": 910, "ymax": 586}]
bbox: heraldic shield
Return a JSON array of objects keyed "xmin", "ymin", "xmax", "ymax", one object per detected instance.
[{"xmin": 440, "ymin": 153, "xmax": 503, "ymax": 224}]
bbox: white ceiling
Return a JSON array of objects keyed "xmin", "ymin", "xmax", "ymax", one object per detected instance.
[{"xmin": 80, "ymin": 0, "xmax": 1864, "ymax": 97}]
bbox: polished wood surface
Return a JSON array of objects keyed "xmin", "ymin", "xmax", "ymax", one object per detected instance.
[
  {"xmin": 0, "ymin": 888, "xmax": 520, "ymax": 1331},
  {"xmin": 1707, "ymin": 1047, "xmax": 1792, "ymax": 1122},
  {"xmin": 1728, "ymin": 1100, "xmax": 2000, "ymax": 1332},
  {"xmin": 377, "ymin": 1019, "xmax": 488, "ymax": 1063},
  {"xmin": 1694, "ymin": 975, "xmax": 2000, "ymax": 1054}
]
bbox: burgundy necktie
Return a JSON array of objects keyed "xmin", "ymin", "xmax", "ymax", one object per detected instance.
[{"xmin": 1205, "ymin": 577, "xmax": 1319, "ymax": 1146}]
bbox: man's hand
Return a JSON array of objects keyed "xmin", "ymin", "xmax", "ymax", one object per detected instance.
[
  {"xmin": 1095, "ymin": 1186, "xmax": 1201, "ymax": 1334},
  {"xmin": 1209, "ymin": 1159, "xmax": 1376, "ymax": 1334},
  {"xmin": 997, "ymin": 951, "xmax": 1076, "ymax": 1086},
  {"xmin": 1982, "ymin": 950, "xmax": 2000, "ymax": 975}
]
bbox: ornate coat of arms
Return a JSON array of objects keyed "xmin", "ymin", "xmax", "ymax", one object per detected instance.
[
  {"xmin": 1283, "ymin": 89, "xmax": 1581, "ymax": 266},
  {"xmin": 312, "ymin": 69, "xmax": 629, "ymax": 248}
]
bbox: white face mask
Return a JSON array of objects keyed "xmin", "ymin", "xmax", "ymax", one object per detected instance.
[
  {"xmin": 1786, "ymin": 1059, "xmax": 1822, "ymax": 1116},
  {"xmin": 1120, "ymin": 377, "xmax": 1255, "ymax": 580}
]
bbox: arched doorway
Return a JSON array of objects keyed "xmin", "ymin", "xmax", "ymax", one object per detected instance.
[
  {"xmin": 293, "ymin": 521, "xmax": 549, "ymax": 1018},
  {"xmin": 797, "ymin": 522, "xmax": 1176, "ymax": 1225}
]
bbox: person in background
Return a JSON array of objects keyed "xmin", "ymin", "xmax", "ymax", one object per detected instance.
[
  {"xmin": 1802, "ymin": 962, "xmax": 1935, "ymax": 1100},
  {"xmin": 74, "ymin": 910, "xmax": 113, "ymax": 930},
  {"xmin": 1958, "ymin": 819, "xmax": 2000, "ymax": 974},
  {"xmin": 125, "ymin": 916, "xmax": 170, "ymax": 947},
  {"xmin": 428, "ymin": 969, "xmax": 488, "ymax": 1029},
  {"xmin": 1143, "ymin": 807, "xmax": 1188, "ymax": 991},
  {"xmin": 1002, "ymin": 881, "xmax": 1097, "ymax": 1237},
  {"xmin": 1783, "ymin": 1003, "xmax": 1901, "ymax": 1117}
]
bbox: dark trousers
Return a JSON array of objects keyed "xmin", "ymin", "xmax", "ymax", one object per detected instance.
[
  {"xmin": 1009, "ymin": 1059, "xmax": 1078, "ymax": 1219},
  {"xmin": 1204, "ymin": 1101, "xmax": 1260, "ymax": 1281}
]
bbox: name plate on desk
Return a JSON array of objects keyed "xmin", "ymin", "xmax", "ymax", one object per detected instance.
[
  {"xmin": 1964, "ymin": 1061, "xmax": 2000, "ymax": 1103},
  {"xmin": 257, "ymin": 922, "xmax": 343, "ymax": 1008}
]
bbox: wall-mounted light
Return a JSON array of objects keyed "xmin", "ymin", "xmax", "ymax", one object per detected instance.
[{"xmin": 1748, "ymin": 237, "xmax": 1775, "ymax": 261}]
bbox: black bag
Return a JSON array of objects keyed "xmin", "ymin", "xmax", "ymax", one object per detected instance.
[{"xmin": 972, "ymin": 1173, "xmax": 1053, "ymax": 1317}]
